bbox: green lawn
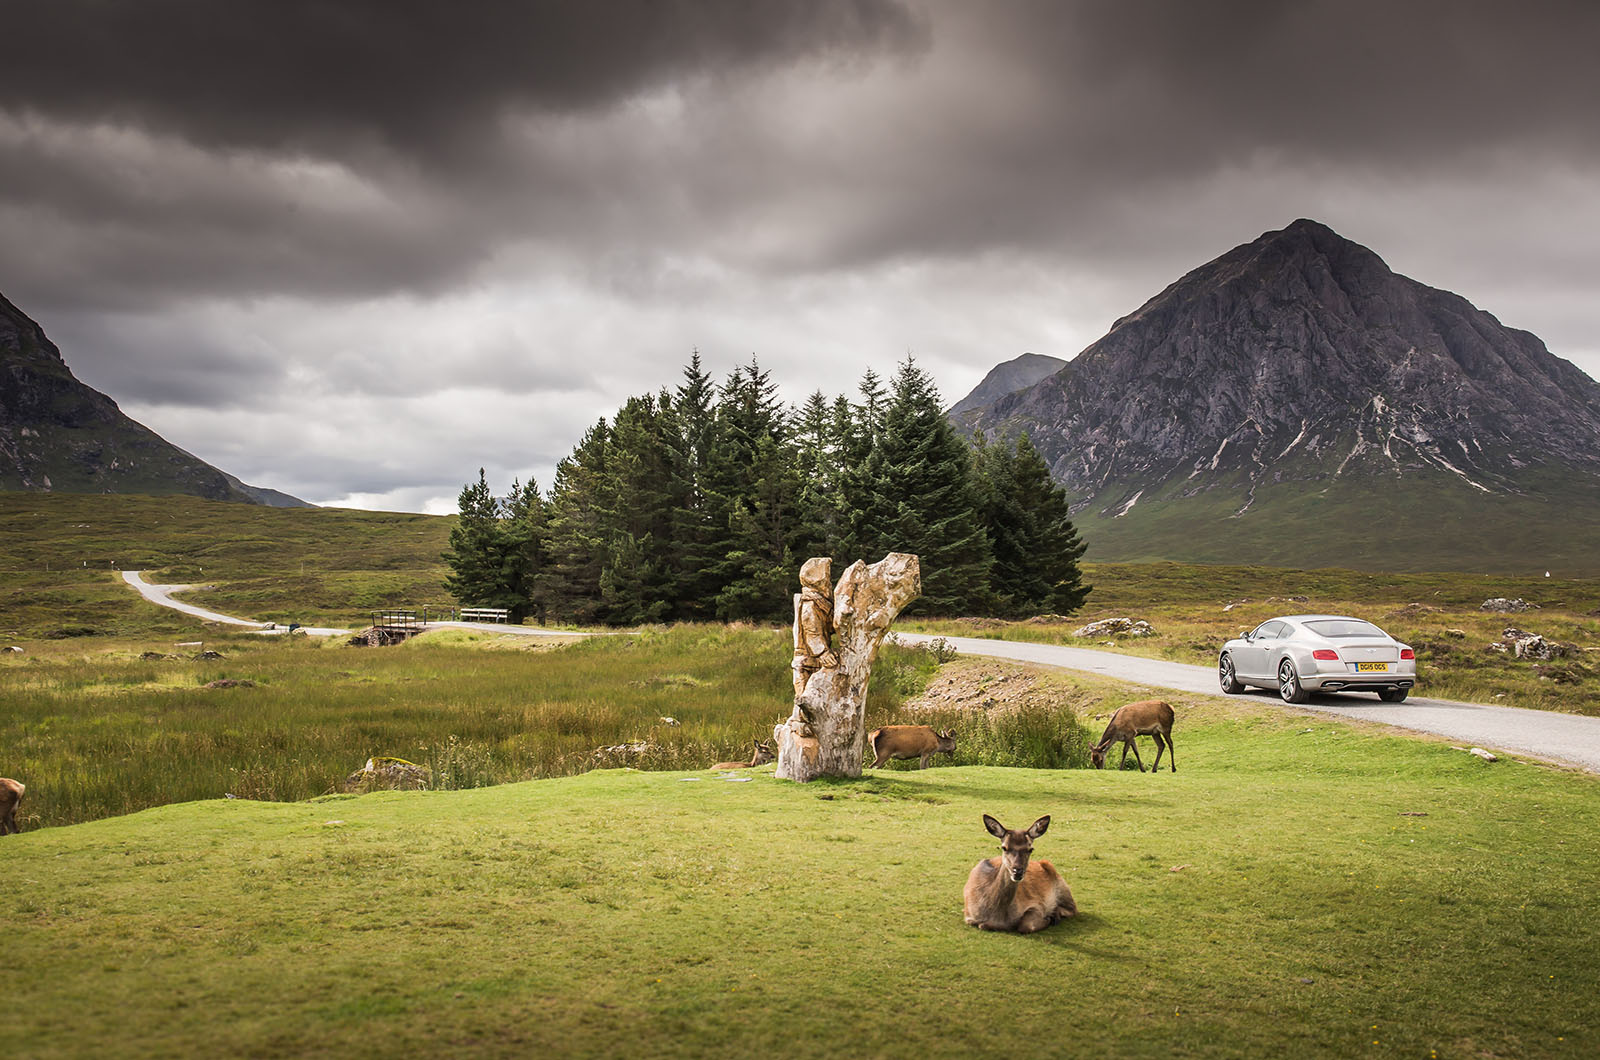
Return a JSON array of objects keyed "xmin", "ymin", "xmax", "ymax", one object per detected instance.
[{"xmin": 7, "ymin": 707, "xmax": 1597, "ymax": 1059}]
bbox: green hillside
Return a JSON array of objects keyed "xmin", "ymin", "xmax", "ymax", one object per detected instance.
[
  {"xmin": 6, "ymin": 718, "xmax": 1598, "ymax": 1059},
  {"xmin": 1072, "ymin": 463, "xmax": 1600, "ymax": 575},
  {"xmin": 0, "ymin": 492, "xmax": 452, "ymax": 630}
]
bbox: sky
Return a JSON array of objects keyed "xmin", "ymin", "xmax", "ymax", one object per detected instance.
[{"xmin": 4, "ymin": 0, "xmax": 1598, "ymax": 513}]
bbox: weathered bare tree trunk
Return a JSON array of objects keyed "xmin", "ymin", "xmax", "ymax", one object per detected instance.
[{"xmin": 774, "ymin": 552, "xmax": 921, "ymax": 782}]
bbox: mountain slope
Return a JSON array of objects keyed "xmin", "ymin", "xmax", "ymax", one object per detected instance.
[
  {"xmin": 961, "ymin": 220, "xmax": 1600, "ymax": 572},
  {"xmin": 948, "ymin": 352, "xmax": 1066, "ymax": 418},
  {"xmin": 1, "ymin": 290, "xmax": 309, "ymax": 505}
]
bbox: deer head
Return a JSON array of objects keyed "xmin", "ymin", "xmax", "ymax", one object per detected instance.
[{"xmin": 983, "ymin": 814, "xmax": 1050, "ymax": 883}]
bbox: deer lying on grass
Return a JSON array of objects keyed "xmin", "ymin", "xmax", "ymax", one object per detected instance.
[
  {"xmin": 0, "ymin": 778, "xmax": 24, "ymax": 835},
  {"xmin": 1090, "ymin": 699, "xmax": 1176, "ymax": 772},
  {"xmin": 868, "ymin": 725, "xmax": 956, "ymax": 769},
  {"xmin": 712, "ymin": 740, "xmax": 774, "ymax": 770},
  {"xmin": 963, "ymin": 814, "xmax": 1077, "ymax": 933}
]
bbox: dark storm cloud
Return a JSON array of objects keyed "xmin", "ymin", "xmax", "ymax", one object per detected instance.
[{"xmin": 0, "ymin": 0, "xmax": 927, "ymax": 157}]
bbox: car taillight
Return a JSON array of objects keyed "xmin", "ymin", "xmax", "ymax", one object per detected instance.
[
  {"xmin": 1312, "ymin": 649, "xmax": 1340, "ymax": 661},
  {"xmin": 1400, "ymin": 648, "xmax": 1415, "ymax": 660}
]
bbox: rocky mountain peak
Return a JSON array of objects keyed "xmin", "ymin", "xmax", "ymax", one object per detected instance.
[
  {"xmin": 955, "ymin": 220, "xmax": 1600, "ymax": 565},
  {"xmin": 1, "ymin": 289, "xmax": 309, "ymax": 505}
]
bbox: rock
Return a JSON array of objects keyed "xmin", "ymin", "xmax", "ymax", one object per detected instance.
[
  {"xmin": 1467, "ymin": 748, "xmax": 1498, "ymax": 762},
  {"xmin": 1073, "ymin": 617, "xmax": 1156, "ymax": 638},
  {"xmin": 203, "ymin": 679, "xmax": 257, "ymax": 689},
  {"xmin": 1481, "ymin": 598, "xmax": 1537, "ymax": 613},
  {"xmin": 1023, "ymin": 614, "xmax": 1070, "ymax": 625},
  {"xmin": 193, "ymin": 650, "xmax": 225, "ymax": 660},
  {"xmin": 341, "ymin": 756, "xmax": 431, "ymax": 793},
  {"xmin": 1494, "ymin": 627, "xmax": 1571, "ymax": 661},
  {"xmin": 3, "ymin": 645, "xmax": 21, "ymax": 653},
  {"xmin": 1444, "ymin": 629, "xmax": 1466, "ymax": 639},
  {"xmin": 658, "ymin": 716, "xmax": 680, "ymax": 726}
]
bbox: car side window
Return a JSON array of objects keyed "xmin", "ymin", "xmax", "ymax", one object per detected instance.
[{"xmin": 1255, "ymin": 621, "xmax": 1286, "ymax": 640}]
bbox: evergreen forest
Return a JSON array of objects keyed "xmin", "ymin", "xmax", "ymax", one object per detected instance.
[{"xmin": 443, "ymin": 356, "xmax": 1090, "ymax": 624}]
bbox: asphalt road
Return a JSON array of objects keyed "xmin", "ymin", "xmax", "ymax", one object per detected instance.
[
  {"xmin": 120, "ymin": 571, "xmax": 588, "ymax": 640},
  {"xmin": 892, "ymin": 631, "xmax": 1600, "ymax": 774},
  {"xmin": 121, "ymin": 571, "xmax": 352, "ymax": 636}
]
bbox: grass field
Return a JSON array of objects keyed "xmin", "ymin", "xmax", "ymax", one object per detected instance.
[
  {"xmin": 1, "ymin": 626, "xmax": 977, "ymax": 829},
  {"xmin": 6, "ymin": 493, "xmax": 1600, "ymax": 1057},
  {"xmin": 6, "ymin": 695, "xmax": 1597, "ymax": 1059}
]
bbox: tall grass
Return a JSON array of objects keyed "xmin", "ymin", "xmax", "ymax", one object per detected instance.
[{"xmin": 1, "ymin": 625, "xmax": 1089, "ymax": 828}]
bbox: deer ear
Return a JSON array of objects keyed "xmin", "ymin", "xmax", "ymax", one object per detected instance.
[
  {"xmin": 1027, "ymin": 815, "xmax": 1051, "ymax": 839},
  {"xmin": 983, "ymin": 814, "xmax": 1006, "ymax": 839}
]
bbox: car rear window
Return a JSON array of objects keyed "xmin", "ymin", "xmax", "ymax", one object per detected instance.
[{"xmin": 1304, "ymin": 619, "xmax": 1386, "ymax": 639}]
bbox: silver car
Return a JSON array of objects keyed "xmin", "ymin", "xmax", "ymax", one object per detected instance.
[{"xmin": 1218, "ymin": 614, "xmax": 1416, "ymax": 703}]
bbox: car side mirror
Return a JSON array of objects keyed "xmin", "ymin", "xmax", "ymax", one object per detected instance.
[{"xmin": 1243, "ymin": 631, "xmax": 1254, "ymax": 642}]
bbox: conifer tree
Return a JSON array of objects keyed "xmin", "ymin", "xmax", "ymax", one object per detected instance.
[
  {"xmin": 535, "ymin": 420, "xmax": 611, "ymax": 623},
  {"xmin": 442, "ymin": 469, "xmax": 545, "ymax": 620},
  {"xmin": 670, "ymin": 354, "xmax": 721, "ymax": 620},
  {"xmin": 871, "ymin": 358, "xmax": 994, "ymax": 613},
  {"xmin": 976, "ymin": 433, "xmax": 1091, "ymax": 616}
]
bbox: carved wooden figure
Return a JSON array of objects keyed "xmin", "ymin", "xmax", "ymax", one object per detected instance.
[{"xmin": 774, "ymin": 552, "xmax": 920, "ymax": 782}]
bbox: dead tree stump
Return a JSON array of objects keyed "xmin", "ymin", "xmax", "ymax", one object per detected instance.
[{"xmin": 773, "ymin": 552, "xmax": 920, "ymax": 782}]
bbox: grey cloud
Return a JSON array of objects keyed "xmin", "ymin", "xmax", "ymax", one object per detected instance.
[{"xmin": 0, "ymin": 0, "xmax": 927, "ymax": 158}]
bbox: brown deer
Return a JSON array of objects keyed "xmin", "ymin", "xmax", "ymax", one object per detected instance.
[
  {"xmin": 963, "ymin": 814, "xmax": 1077, "ymax": 933},
  {"xmin": 0, "ymin": 778, "xmax": 24, "ymax": 835},
  {"xmin": 869, "ymin": 725, "xmax": 956, "ymax": 769},
  {"xmin": 1090, "ymin": 699, "xmax": 1176, "ymax": 772},
  {"xmin": 712, "ymin": 740, "xmax": 775, "ymax": 770}
]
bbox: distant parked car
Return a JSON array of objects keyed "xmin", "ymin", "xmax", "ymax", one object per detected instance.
[{"xmin": 1218, "ymin": 615, "xmax": 1416, "ymax": 703}]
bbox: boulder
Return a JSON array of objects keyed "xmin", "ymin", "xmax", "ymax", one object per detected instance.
[
  {"xmin": 1072, "ymin": 617, "xmax": 1156, "ymax": 638},
  {"xmin": 341, "ymin": 756, "xmax": 431, "ymax": 793},
  {"xmin": 1480, "ymin": 598, "xmax": 1537, "ymax": 613}
]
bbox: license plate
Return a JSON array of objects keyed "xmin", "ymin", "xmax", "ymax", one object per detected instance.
[{"xmin": 1356, "ymin": 662, "xmax": 1390, "ymax": 672}]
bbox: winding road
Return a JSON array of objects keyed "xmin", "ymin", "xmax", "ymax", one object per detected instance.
[
  {"xmin": 893, "ymin": 631, "xmax": 1600, "ymax": 774},
  {"xmin": 116, "ymin": 571, "xmax": 1599, "ymax": 773}
]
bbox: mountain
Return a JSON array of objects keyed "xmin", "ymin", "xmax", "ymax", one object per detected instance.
[
  {"xmin": 957, "ymin": 219, "xmax": 1600, "ymax": 572},
  {"xmin": 1, "ymin": 290, "xmax": 310, "ymax": 506},
  {"xmin": 948, "ymin": 352, "xmax": 1067, "ymax": 418}
]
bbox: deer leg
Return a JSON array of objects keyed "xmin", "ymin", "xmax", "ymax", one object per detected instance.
[
  {"xmin": 1149, "ymin": 733, "xmax": 1165, "ymax": 771},
  {"xmin": 919, "ymin": 753, "xmax": 930, "ymax": 769},
  {"xmin": 1164, "ymin": 729, "xmax": 1176, "ymax": 772},
  {"xmin": 1016, "ymin": 908, "xmax": 1053, "ymax": 934},
  {"xmin": 1128, "ymin": 738, "xmax": 1146, "ymax": 772}
]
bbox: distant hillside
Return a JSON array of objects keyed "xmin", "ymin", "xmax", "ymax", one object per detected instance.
[
  {"xmin": 957, "ymin": 220, "xmax": 1600, "ymax": 573},
  {"xmin": 0, "ymin": 290, "xmax": 309, "ymax": 505},
  {"xmin": 948, "ymin": 352, "xmax": 1066, "ymax": 418}
]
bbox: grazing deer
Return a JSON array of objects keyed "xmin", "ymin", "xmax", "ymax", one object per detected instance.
[
  {"xmin": 0, "ymin": 778, "xmax": 24, "ymax": 836},
  {"xmin": 869, "ymin": 725, "xmax": 956, "ymax": 769},
  {"xmin": 963, "ymin": 814, "xmax": 1077, "ymax": 933},
  {"xmin": 712, "ymin": 740, "xmax": 774, "ymax": 770},
  {"xmin": 1090, "ymin": 699, "xmax": 1176, "ymax": 772}
]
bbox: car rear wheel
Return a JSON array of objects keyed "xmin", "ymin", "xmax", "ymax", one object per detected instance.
[
  {"xmin": 1278, "ymin": 658, "xmax": 1309, "ymax": 703},
  {"xmin": 1378, "ymin": 688, "xmax": 1408, "ymax": 703},
  {"xmin": 1219, "ymin": 653, "xmax": 1244, "ymax": 694}
]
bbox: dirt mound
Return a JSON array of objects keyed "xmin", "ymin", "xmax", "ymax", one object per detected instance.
[{"xmin": 904, "ymin": 661, "xmax": 1052, "ymax": 715}]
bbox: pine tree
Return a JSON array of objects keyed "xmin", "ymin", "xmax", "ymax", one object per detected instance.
[
  {"xmin": 1013, "ymin": 434, "xmax": 1091, "ymax": 615},
  {"xmin": 976, "ymin": 433, "xmax": 1091, "ymax": 616},
  {"xmin": 871, "ymin": 358, "xmax": 994, "ymax": 614},
  {"xmin": 597, "ymin": 393, "xmax": 682, "ymax": 623},
  {"xmin": 442, "ymin": 469, "xmax": 505, "ymax": 607},
  {"xmin": 442, "ymin": 469, "xmax": 545, "ymax": 620},
  {"xmin": 535, "ymin": 420, "xmax": 611, "ymax": 623},
  {"xmin": 670, "ymin": 354, "xmax": 721, "ymax": 620}
]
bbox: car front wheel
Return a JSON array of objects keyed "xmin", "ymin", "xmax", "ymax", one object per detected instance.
[
  {"xmin": 1379, "ymin": 688, "xmax": 1409, "ymax": 703},
  {"xmin": 1219, "ymin": 653, "xmax": 1244, "ymax": 694},
  {"xmin": 1278, "ymin": 658, "xmax": 1309, "ymax": 703}
]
